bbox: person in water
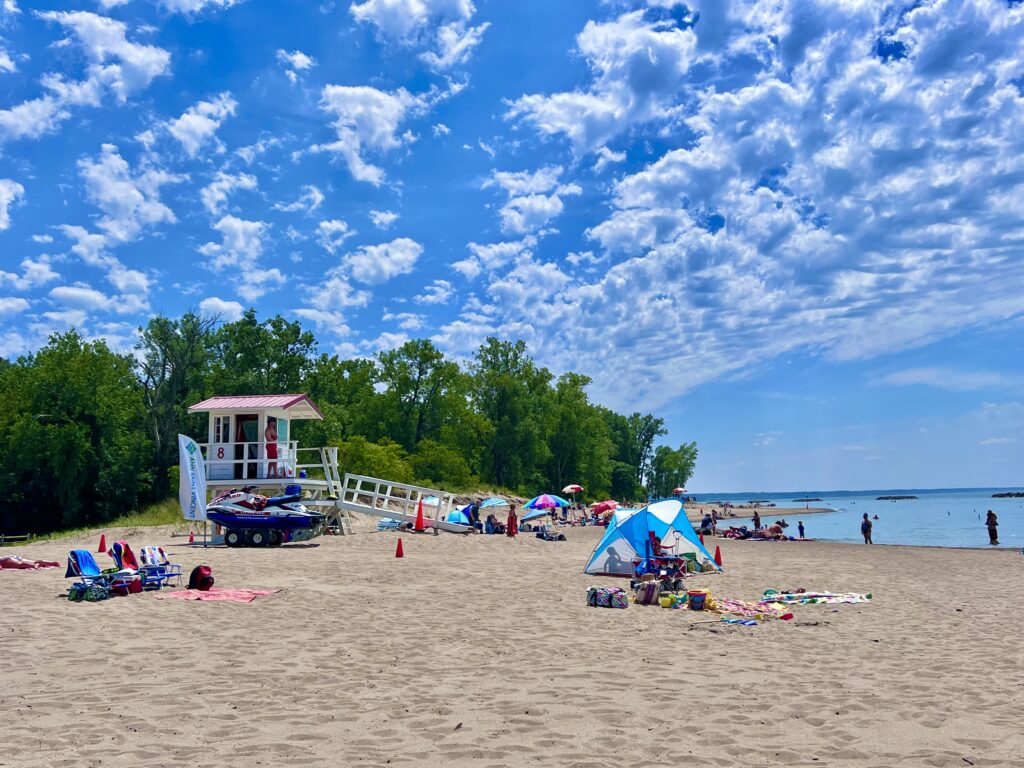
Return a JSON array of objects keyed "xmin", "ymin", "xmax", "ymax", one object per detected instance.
[
  {"xmin": 798, "ymin": 521, "xmax": 805, "ymax": 539},
  {"xmin": 985, "ymin": 510, "xmax": 999, "ymax": 545},
  {"xmin": 861, "ymin": 513, "xmax": 873, "ymax": 544}
]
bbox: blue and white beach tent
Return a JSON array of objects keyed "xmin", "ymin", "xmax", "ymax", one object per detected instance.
[{"xmin": 583, "ymin": 498, "xmax": 720, "ymax": 576}]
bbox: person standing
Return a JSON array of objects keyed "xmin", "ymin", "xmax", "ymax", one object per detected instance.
[
  {"xmin": 861, "ymin": 513, "xmax": 873, "ymax": 544},
  {"xmin": 985, "ymin": 510, "xmax": 999, "ymax": 545},
  {"xmin": 264, "ymin": 417, "xmax": 278, "ymax": 478},
  {"xmin": 506, "ymin": 504, "xmax": 519, "ymax": 539},
  {"xmin": 752, "ymin": 510, "xmax": 761, "ymax": 531},
  {"xmin": 798, "ymin": 520, "xmax": 805, "ymax": 539}
]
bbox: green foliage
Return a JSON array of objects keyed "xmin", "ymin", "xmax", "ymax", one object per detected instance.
[
  {"xmin": 332, "ymin": 436, "xmax": 415, "ymax": 484},
  {"xmin": 2, "ymin": 312, "xmax": 699, "ymax": 534}
]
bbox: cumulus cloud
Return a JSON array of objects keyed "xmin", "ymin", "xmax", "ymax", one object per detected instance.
[
  {"xmin": 167, "ymin": 92, "xmax": 237, "ymax": 158},
  {"xmin": 49, "ymin": 284, "xmax": 109, "ymax": 310},
  {"xmin": 484, "ymin": 165, "xmax": 581, "ymax": 234},
  {"xmin": 316, "ymin": 219, "xmax": 355, "ymax": 254},
  {"xmin": 0, "ymin": 48, "xmax": 16, "ymax": 74},
  {"xmin": 0, "ymin": 256, "xmax": 59, "ymax": 290},
  {"xmin": 312, "ymin": 85, "xmax": 423, "ymax": 185},
  {"xmin": 350, "ymin": 0, "xmax": 489, "ymax": 70},
  {"xmin": 200, "ymin": 171, "xmax": 258, "ymax": 215},
  {"xmin": 414, "ymin": 278, "xmax": 454, "ymax": 304},
  {"xmin": 506, "ymin": 9, "xmax": 696, "ymax": 153},
  {"xmin": 277, "ymin": 48, "xmax": 315, "ymax": 83},
  {"xmin": 78, "ymin": 143, "xmax": 184, "ymax": 242},
  {"xmin": 344, "ymin": 237, "xmax": 423, "ymax": 284},
  {"xmin": 199, "ymin": 295, "xmax": 244, "ymax": 321},
  {"xmin": 0, "ymin": 296, "xmax": 29, "ymax": 316},
  {"xmin": 0, "ymin": 178, "xmax": 25, "ymax": 230},
  {"xmin": 369, "ymin": 209, "xmax": 399, "ymax": 229},
  {"xmin": 199, "ymin": 215, "xmax": 284, "ymax": 301},
  {"xmin": 0, "ymin": 11, "xmax": 169, "ymax": 143},
  {"xmin": 274, "ymin": 185, "xmax": 325, "ymax": 214},
  {"xmin": 157, "ymin": 0, "xmax": 244, "ymax": 12}
]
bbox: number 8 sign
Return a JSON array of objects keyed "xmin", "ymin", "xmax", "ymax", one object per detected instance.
[{"xmin": 217, "ymin": 447, "xmax": 225, "ymax": 459}]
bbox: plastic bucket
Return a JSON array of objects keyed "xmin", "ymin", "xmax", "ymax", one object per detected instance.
[{"xmin": 688, "ymin": 591, "xmax": 706, "ymax": 610}]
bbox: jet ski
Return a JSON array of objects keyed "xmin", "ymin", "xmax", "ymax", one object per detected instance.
[{"xmin": 206, "ymin": 487, "xmax": 325, "ymax": 547}]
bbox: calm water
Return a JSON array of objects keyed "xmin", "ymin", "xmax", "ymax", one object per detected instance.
[{"xmin": 689, "ymin": 488, "xmax": 1024, "ymax": 549}]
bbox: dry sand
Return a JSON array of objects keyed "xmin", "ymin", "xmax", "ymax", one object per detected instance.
[{"xmin": 2, "ymin": 525, "xmax": 1022, "ymax": 767}]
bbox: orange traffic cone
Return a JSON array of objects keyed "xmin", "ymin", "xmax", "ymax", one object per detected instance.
[
  {"xmin": 96, "ymin": 534, "xmax": 106, "ymax": 553},
  {"xmin": 714, "ymin": 545, "xmax": 723, "ymax": 567},
  {"xmin": 395, "ymin": 538, "xmax": 404, "ymax": 558},
  {"xmin": 699, "ymin": 532, "xmax": 705, "ymax": 546},
  {"xmin": 414, "ymin": 499, "xmax": 425, "ymax": 532},
  {"xmin": 188, "ymin": 530, "xmax": 195, "ymax": 544}
]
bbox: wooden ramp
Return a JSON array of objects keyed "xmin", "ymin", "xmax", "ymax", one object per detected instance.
[{"xmin": 329, "ymin": 473, "xmax": 472, "ymax": 534}]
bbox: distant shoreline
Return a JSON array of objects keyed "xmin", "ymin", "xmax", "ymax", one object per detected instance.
[{"xmin": 684, "ymin": 503, "xmax": 834, "ymax": 522}]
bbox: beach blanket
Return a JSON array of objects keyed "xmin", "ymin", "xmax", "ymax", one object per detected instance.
[
  {"xmin": 714, "ymin": 597, "xmax": 790, "ymax": 619},
  {"xmin": 156, "ymin": 588, "xmax": 280, "ymax": 603},
  {"xmin": 760, "ymin": 589, "xmax": 872, "ymax": 605}
]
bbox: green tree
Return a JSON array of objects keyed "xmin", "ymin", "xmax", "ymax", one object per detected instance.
[
  {"xmin": 137, "ymin": 311, "xmax": 215, "ymax": 492},
  {"xmin": 205, "ymin": 309, "xmax": 317, "ymax": 395},
  {"xmin": 301, "ymin": 354, "xmax": 379, "ymax": 446},
  {"xmin": 410, "ymin": 438, "xmax": 475, "ymax": 489},
  {"xmin": 375, "ymin": 340, "xmax": 469, "ymax": 451},
  {"xmin": 0, "ymin": 331, "xmax": 152, "ymax": 534},
  {"xmin": 544, "ymin": 372, "xmax": 613, "ymax": 498},
  {"xmin": 649, "ymin": 442, "xmax": 699, "ymax": 498},
  {"xmin": 332, "ymin": 436, "xmax": 414, "ymax": 483},
  {"xmin": 470, "ymin": 338, "xmax": 552, "ymax": 490}
]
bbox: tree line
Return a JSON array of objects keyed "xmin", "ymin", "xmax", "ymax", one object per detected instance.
[{"xmin": 0, "ymin": 309, "xmax": 697, "ymax": 534}]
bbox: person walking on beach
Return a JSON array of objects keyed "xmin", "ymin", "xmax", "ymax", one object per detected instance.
[
  {"xmin": 861, "ymin": 513, "xmax": 873, "ymax": 544},
  {"xmin": 506, "ymin": 505, "xmax": 519, "ymax": 539},
  {"xmin": 985, "ymin": 510, "xmax": 999, "ymax": 545},
  {"xmin": 752, "ymin": 510, "xmax": 761, "ymax": 531}
]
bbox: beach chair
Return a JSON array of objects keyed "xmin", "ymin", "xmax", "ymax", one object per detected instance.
[
  {"xmin": 138, "ymin": 545, "xmax": 183, "ymax": 589},
  {"xmin": 65, "ymin": 549, "xmax": 134, "ymax": 601},
  {"xmin": 103, "ymin": 541, "xmax": 143, "ymax": 595}
]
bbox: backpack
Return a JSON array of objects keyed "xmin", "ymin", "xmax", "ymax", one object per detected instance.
[{"xmin": 188, "ymin": 565, "xmax": 214, "ymax": 591}]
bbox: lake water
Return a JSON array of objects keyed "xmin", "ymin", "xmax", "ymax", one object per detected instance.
[{"xmin": 689, "ymin": 488, "xmax": 1024, "ymax": 549}]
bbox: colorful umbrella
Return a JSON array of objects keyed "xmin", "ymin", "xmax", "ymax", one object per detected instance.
[
  {"xmin": 591, "ymin": 500, "xmax": 619, "ymax": 515},
  {"xmin": 672, "ymin": 487, "xmax": 688, "ymax": 495},
  {"xmin": 524, "ymin": 494, "xmax": 570, "ymax": 510},
  {"xmin": 562, "ymin": 484, "xmax": 583, "ymax": 494}
]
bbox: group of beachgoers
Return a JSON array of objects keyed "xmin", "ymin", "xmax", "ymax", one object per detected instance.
[{"xmin": 699, "ymin": 508, "xmax": 807, "ymax": 542}]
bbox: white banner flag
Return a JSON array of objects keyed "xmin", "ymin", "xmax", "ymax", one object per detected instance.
[{"xmin": 178, "ymin": 434, "xmax": 207, "ymax": 521}]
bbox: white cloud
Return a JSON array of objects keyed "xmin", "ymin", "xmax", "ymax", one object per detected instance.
[
  {"xmin": 593, "ymin": 146, "xmax": 626, "ymax": 173},
  {"xmin": 200, "ymin": 171, "xmax": 257, "ymax": 215},
  {"xmin": 277, "ymin": 49, "xmax": 315, "ymax": 83},
  {"xmin": 0, "ymin": 255, "xmax": 60, "ymax": 290},
  {"xmin": 344, "ymin": 237, "xmax": 423, "ymax": 284},
  {"xmin": 157, "ymin": 0, "xmax": 243, "ymax": 12},
  {"xmin": 421, "ymin": 20, "xmax": 490, "ymax": 70},
  {"xmin": 0, "ymin": 49, "xmax": 16, "ymax": 74},
  {"xmin": 168, "ymin": 92, "xmax": 237, "ymax": 158},
  {"xmin": 0, "ymin": 296, "xmax": 29, "ymax": 316},
  {"xmin": 877, "ymin": 368, "xmax": 1024, "ymax": 393},
  {"xmin": 433, "ymin": 123, "xmax": 450, "ymax": 136},
  {"xmin": 369, "ymin": 209, "xmax": 399, "ymax": 229},
  {"xmin": 0, "ymin": 12, "xmax": 169, "ymax": 144},
  {"xmin": 274, "ymin": 185, "xmax": 325, "ymax": 214},
  {"xmin": 199, "ymin": 295, "xmax": 244, "ymax": 320},
  {"xmin": 506, "ymin": 10, "xmax": 696, "ymax": 153},
  {"xmin": 78, "ymin": 143, "xmax": 183, "ymax": 242},
  {"xmin": 49, "ymin": 284, "xmax": 109, "ymax": 310},
  {"xmin": 199, "ymin": 215, "xmax": 284, "ymax": 301},
  {"xmin": 0, "ymin": 178, "xmax": 25, "ymax": 230},
  {"xmin": 316, "ymin": 219, "xmax": 356, "ymax": 254},
  {"xmin": 31, "ymin": 234, "xmax": 53, "ymax": 243},
  {"xmin": 414, "ymin": 278, "xmax": 454, "ymax": 305},
  {"xmin": 485, "ymin": 166, "xmax": 581, "ymax": 234},
  {"xmin": 979, "ymin": 437, "xmax": 1017, "ymax": 446},
  {"xmin": 382, "ymin": 310, "xmax": 425, "ymax": 330},
  {"xmin": 312, "ymin": 85, "xmax": 422, "ymax": 185}
]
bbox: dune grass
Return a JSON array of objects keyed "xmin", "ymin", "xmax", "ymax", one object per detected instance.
[{"xmin": 26, "ymin": 498, "xmax": 186, "ymax": 544}]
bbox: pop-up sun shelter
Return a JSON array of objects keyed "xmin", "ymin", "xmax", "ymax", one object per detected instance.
[{"xmin": 583, "ymin": 498, "xmax": 720, "ymax": 576}]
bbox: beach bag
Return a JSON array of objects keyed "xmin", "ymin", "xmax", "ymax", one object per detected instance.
[
  {"xmin": 188, "ymin": 565, "xmax": 214, "ymax": 591},
  {"xmin": 587, "ymin": 586, "xmax": 601, "ymax": 607},
  {"xmin": 635, "ymin": 581, "xmax": 661, "ymax": 606},
  {"xmin": 609, "ymin": 590, "xmax": 629, "ymax": 609},
  {"xmin": 592, "ymin": 586, "xmax": 626, "ymax": 608}
]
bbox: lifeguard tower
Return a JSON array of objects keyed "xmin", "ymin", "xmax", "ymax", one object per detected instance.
[{"xmin": 186, "ymin": 394, "xmax": 473, "ymax": 534}]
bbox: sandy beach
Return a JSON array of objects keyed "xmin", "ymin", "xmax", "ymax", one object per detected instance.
[{"xmin": 2, "ymin": 525, "xmax": 1022, "ymax": 767}]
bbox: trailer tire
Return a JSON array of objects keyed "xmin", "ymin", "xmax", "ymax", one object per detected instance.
[
  {"xmin": 267, "ymin": 530, "xmax": 282, "ymax": 546},
  {"xmin": 225, "ymin": 530, "xmax": 242, "ymax": 547}
]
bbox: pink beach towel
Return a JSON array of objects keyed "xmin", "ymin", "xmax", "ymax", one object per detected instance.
[{"xmin": 156, "ymin": 587, "xmax": 280, "ymax": 603}]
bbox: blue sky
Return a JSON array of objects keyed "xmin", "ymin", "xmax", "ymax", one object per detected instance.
[{"xmin": 1, "ymin": 0, "xmax": 1023, "ymax": 491}]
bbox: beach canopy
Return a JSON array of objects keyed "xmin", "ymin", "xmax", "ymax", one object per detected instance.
[
  {"xmin": 583, "ymin": 499, "xmax": 720, "ymax": 576},
  {"xmin": 446, "ymin": 510, "xmax": 470, "ymax": 525}
]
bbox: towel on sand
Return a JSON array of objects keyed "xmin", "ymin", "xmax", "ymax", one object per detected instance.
[{"xmin": 156, "ymin": 588, "xmax": 280, "ymax": 603}]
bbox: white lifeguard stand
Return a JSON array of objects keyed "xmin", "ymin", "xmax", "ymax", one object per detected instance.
[{"xmin": 185, "ymin": 393, "xmax": 473, "ymax": 534}]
